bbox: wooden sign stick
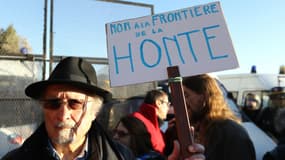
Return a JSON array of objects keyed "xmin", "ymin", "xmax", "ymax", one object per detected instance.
[{"xmin": 167, "ymin": 66, "xmax": 194, "ymax": 159}]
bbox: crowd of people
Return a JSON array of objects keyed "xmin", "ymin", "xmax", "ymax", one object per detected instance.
[
  {"xmin": 1, "ymin": 56, "xmax": 284, "ymax": 160},
  {"xmin": 242, "ymin": 87, "xmax": 285, "ymax": 142},
  {"xmin": 241, "ymin": 86, "xmax": 285, "ymax": 160},
  {"xmin": 1, "ymin": 57, "xmax": 204, "ymax": 160},
  {"xmin": 112, "ymin": 74, "xmax": 257, "ymax": 160}
]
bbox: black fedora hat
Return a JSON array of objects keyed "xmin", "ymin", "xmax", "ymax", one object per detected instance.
[{"xmin": 25, "ymin": 57, "xmax": 112, "ymax": 102}]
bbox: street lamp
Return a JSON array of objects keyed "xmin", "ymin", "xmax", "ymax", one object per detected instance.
[
  {"xmin": 43, "ymin": 0, "xmax": 54, "ymax": 77},
  {"xmin": 49, "ymin": 0, "xmax": 54, "ymax": 74},
  {"xmin": 96, "ymin": 0, "xmax": 154, "ymax": 15},
  {"xmin": 96, "ymin": 0, "xmax": 155, "ymax": 89},
  {"xmin": 43, "ymin": 0, "xmax": 154, "ymax": 79},
  {"xmin": 42, "ymin": 0, "xmax": 48, "ymax": 80}
]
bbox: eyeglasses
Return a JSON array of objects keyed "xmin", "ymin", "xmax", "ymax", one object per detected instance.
[
  {"xmin": 247, "ymin": 98, "xmax": 259, "ymax": 103},
  {"xmin": 160, "ymin": 100, "xmax": 171, "ymax": 106},
  {"xmin": 113, "ymin": 129, "xmax": 129, "ymax": 138},
  {"xmin": 40, "ymin": 98, "xmax": 88, "ymax": 110}
]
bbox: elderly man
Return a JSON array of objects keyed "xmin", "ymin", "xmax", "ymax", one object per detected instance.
[{"xmin": 1, "ymin": 57, "xmax": 204, "ymax": 160}]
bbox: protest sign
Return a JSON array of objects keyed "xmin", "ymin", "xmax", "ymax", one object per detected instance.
[{"xmin": 106, "ymin": 1, "xmax": 239, "ymax": 87}]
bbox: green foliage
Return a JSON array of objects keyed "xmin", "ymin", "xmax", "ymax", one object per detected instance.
[{"xmin": 0, "ymin": 24, "xmax": 32, "ymax": 55}]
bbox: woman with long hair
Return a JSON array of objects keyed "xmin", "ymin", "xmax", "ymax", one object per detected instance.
[{"xmin": 164, "ymin": 74, "xmax": 256, "ymax": 160}]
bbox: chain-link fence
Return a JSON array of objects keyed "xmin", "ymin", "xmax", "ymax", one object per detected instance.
[
  {"xmin": 0, "ymin": 56, "xmax": 43, "ymax": 157},
  {"xmin": 0, "ymin": 98, "xmax": 42, "ymax": 127},
  {"xmin": 0, "ymin": 97, "xmax": 43, "ymax": 156},
  {"xmin": 0, "ymin": 55, "xmax": 155, "ymax": 157}
]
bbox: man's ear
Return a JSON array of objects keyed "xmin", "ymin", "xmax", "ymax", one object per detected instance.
[{"xmin": 155, "ymin": 99, "xmax": 161, "ymax": 108}]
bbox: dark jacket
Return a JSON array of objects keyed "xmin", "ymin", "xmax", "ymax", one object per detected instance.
[
  {"xmin": 263, "ymin": 136, "xmax": 285, "ymax": 160},
  {"xmin": 205, "ymin": 119, "xmax": 256, "ymax": 160},
  {"xmin": 1, "ymin": 121, "xmax": 134, "ymax": 160},
  {"xmin": 164, "ymin": 119, "xmax": 256, "ymax": 160},
  {"xmin": 257, "ymin": 107, "xmax": 280, "ymax": 140}
]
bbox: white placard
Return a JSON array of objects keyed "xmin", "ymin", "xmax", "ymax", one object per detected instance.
[{"xmin": 106, "ymin": 1, "xmax": 239, "ymax": 87}]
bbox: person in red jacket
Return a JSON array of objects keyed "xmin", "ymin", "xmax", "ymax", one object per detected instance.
[{"xmin": 132, "ymin": 89, "xmax": 170, "ymax": 154}]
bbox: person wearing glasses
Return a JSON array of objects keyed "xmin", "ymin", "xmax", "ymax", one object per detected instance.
[
  {"xmin": 113, "ymin": 115, "xmax": 165, "ymax": 160},
  {"xmin": 1, "ymin": 57, "xmax": 205, "ymax": 160},
  {"xmin": 1, "ymin": 57, "xmax": 133, "ymax": 160},
  {"xmin": 132, "ymin": 89, "xmax": 171, "ymax": 154}
]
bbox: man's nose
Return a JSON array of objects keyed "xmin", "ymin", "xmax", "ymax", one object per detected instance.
[{"xmin": 57, "ymin": 101, "xmax": 72, "ymax": 120}]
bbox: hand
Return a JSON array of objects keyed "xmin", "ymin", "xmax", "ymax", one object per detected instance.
[{"xmin": 168, "ymin": 140, "xmax": 205, "ymax": 160}]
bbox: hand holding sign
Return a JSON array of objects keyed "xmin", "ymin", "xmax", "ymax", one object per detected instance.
[
  {"xmin": 167, "ymin": 66, "xmax": 194, "ymax": 159},
  {"xmin": 106, "ymin": 1, "xmax": 239, "ymax": 159}
]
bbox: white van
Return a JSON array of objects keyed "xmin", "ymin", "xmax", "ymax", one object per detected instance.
[{"xmin": 218, "ymin": 73, "xmax": 285, "ymax": 108}]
